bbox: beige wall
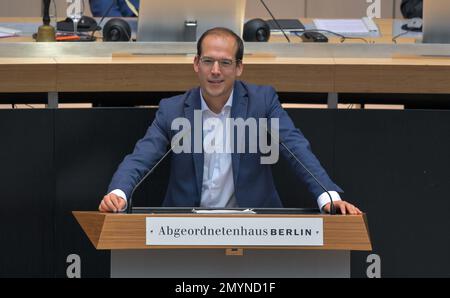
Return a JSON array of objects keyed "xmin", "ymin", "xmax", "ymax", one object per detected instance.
[
  {"xmin": 0, "ymin": 0, "xmax": 92, "ymax": 17},
  {"xmin": 0, "ymin": 0, "xmax": 42, "ymax": 17},
  {"xmin": 247, "ymin": 0, "xmax": 405, "ymax": 19},
  {"xmin": 394, "ymin": 0, "xmax": 404, "ymax": 18},
  {"xmin": 305, "ymin": 0, "xmax": 396, "ymax": 18},
  {"xmin": 245, "ymin": 0, "xmax": 306, "ymax": 20},
  {"xmin": 0, "ymin": 0, "xmax": 404, "ymax": 19}
]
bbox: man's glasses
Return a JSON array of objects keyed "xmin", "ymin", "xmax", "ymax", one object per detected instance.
[{"xmin": 199, "ymin": 56, "xmax": 240, "ymax": 69}]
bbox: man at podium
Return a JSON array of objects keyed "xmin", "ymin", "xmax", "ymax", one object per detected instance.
[{"xmin": 99, "ymin": 27, "xmax": 362, "ymax": 215}]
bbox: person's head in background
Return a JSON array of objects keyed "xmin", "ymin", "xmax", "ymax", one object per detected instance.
[{"xmin": 89, "ymin": 0, "xmax": 139, "ymax": 17}]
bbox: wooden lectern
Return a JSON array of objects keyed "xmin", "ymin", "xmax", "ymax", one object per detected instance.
[{"xmin": 73, "ymin": 211, "xmax": 371, "ymax": 278}]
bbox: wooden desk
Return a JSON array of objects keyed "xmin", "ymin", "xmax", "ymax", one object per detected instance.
[
  {"xmin": 269, "ymin": 18, "xmax": 416, "ymax": 44},
  {"xmin": 53, "ymin": 49, "xmax": 450, "ymax": 95},
  {"xmin": 0, "ymin": 58, "xmax": 56, "ymax": 92},
  {"xmin": 334, "ymin": 57, "xmax": 450, "ymax": 94},
  {"xmin": 54, "ymin": 56, "xmax": 335, "ymax": 93},
  {"xmin": 1, "ymin": 18, "xmax": 450, "ymax": 107},
  {"xmin": 2, "ymin": 51, "xmax": 450, "ymax": 107},
  {"xmin": 0, "ymin": 17, "xmax": 415, "ymax": 44}
]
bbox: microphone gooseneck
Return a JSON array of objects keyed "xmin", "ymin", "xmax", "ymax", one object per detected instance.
[
  {"xmin": 126, "ymin": 129, "xmax": 191, "ymax": 214},
  {"xmin": 259, "ymin": 0, "xmax": 291, "ymax": 43},
  {"xmin": 265, "ymin": 125, "xmax": 336, "ymax": 215}
]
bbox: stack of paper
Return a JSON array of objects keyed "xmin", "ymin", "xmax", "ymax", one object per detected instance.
[
  {"xmin": 0, "ymin": 26, "xmax": 21, "ymax": 38},
  {"xmin": 313, "ymin": 18, "xmax": 379, "ymax": 35},
  {"xmin": 192, "ymin": 209, "xmax": 256, "ymax": 214}
]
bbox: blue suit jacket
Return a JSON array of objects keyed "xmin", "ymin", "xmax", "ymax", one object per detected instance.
[
  {"xmin": 108, "ymin": 81, "xmax": 343, "ymax": 207},
  {"xmin": 89, "ymin": 0, "xmax": 139, "ymax": 17}
]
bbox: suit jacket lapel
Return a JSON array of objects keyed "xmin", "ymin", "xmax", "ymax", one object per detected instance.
[
  {"xmin": 184, "ymin": 88, "xmax": 203, "ymax": 206},
  {"xmin": 230, "ymin": 81, "xmax": 248, "ymax": 188}
]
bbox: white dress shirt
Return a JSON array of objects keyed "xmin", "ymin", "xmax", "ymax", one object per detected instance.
[
  {"xmin": 110, "ymin": 89, "xmax": 341, "ymax": 211},
  {"xmin": 199, "ymin": 90, "xmax": 237, "ymax": 208}
]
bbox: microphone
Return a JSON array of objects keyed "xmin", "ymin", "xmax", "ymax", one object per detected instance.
[
  {"xmin": 126, "ymin": 128, "xmax": 190, "ymax": 214},
  {"xmin": 259, "ymin": 0, "xmax": 291, "ymax": 43},
  {"xmin": 90, "ymin": 0, "xmax": 117, "ymax": 39},
  {"xmin": 264, "ymin": 124, "xmax": 336, "ymax": 215}
]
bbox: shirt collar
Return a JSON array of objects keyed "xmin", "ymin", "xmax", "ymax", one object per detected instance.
[{"xmin": 200, "ymin": 89, "xmax": 234, "ymax": 114}]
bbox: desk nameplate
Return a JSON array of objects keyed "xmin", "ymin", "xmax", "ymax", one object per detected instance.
[{"xmin": 146, "ymin": 217, "xmax": 323, "ymax": 246}]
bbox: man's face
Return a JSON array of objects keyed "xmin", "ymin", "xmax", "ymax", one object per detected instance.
[{"xmin": 194, "ymin": 34, "xmax": 243, "ymax": 103}]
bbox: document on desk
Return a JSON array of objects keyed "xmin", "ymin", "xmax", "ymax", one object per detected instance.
[
  {"xmin": 192, "ymin": 209, "xmax": 256, "ymax": 214},
  {"xmin": 0, "ymin": 26, "xmax": 21, "ymax": 38},
  {"xmin": 313, "ymin": 18, "xmax": 378, "ymax": 35}
]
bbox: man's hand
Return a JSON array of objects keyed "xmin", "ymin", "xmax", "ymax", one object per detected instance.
[
  {"xmin": 323, "ymin": 200, "xmax": 362, "ymax": 215},
  {"xmin": 99, "ymin": 193, "xmax": 126, "ymax": 213}
]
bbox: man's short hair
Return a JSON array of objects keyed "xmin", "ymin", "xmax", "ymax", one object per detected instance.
[{"xmin": 196, "ymin": 27, "xmax": 244, "ymax": 62}]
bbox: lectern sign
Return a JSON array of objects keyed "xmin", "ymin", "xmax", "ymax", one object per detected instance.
[{"xmin": 146, "ymin": 217, "xmax": 323, "ymax": 246}]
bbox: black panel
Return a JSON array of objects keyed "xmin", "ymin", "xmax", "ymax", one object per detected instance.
[
  {"xmin": 54, "ymin": 108, "xmax": 171, "ymax": 277},
  {"xmin": 54, "ymin": 108, "xmax": 143, "ymax": 277},
  {"xmin": 2, "ymin": 107, "xmax": 450, "ymax": 278},
  {"xmin": 272, "ymin": 109, "xmax": 338, "ymax": 208},
  {"xmin": 334, "ymin": 110, "xmax": 450, "ymax": 277},
  {"xmin": 0, "ymin": 110, "xmax": 54, "ymax": 277}
]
